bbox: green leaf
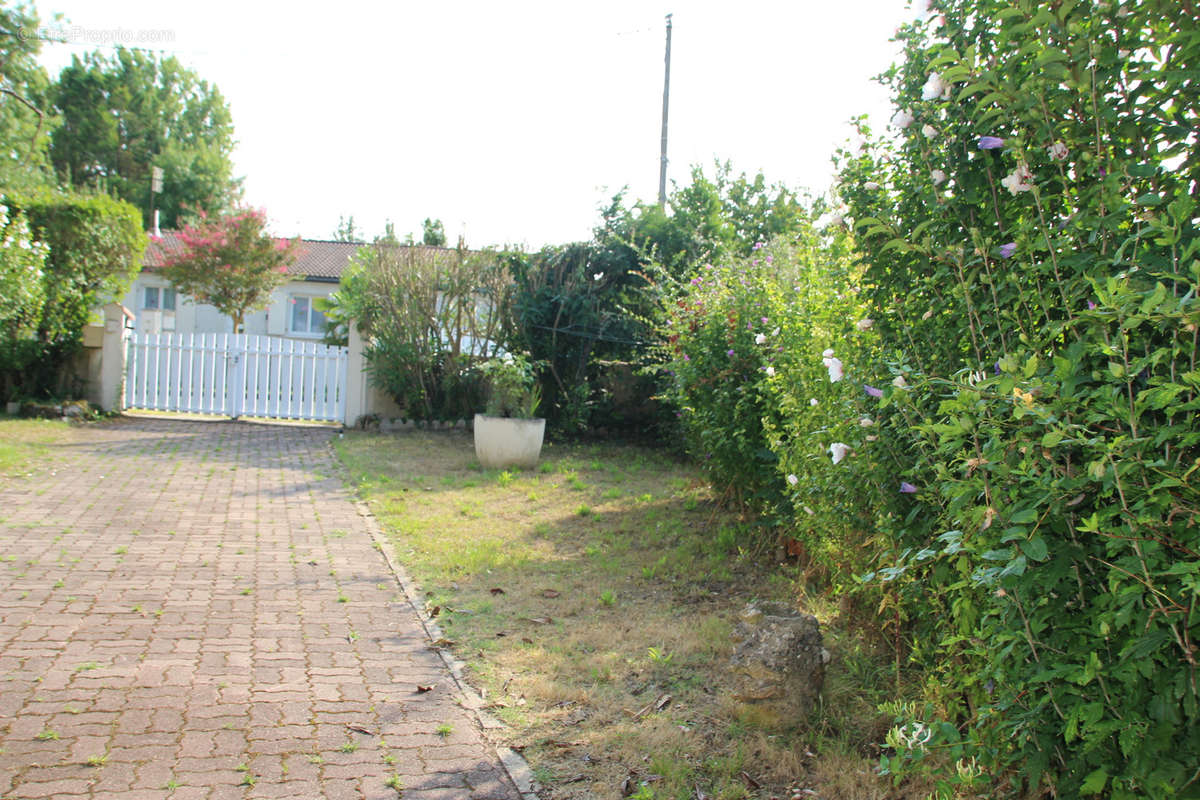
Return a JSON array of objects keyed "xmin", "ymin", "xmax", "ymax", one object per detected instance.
[
  {"xmin": 1135, "ymin": 193, "xmax": 1164, "ymax": 207},
  {"xmin": 1021, "ymin": 536, "xmax": 1049, "ymax": 562},
  {"xmin": 1080, "ymin": 768, "xmax": 1108, "ymax": 795},
  {"xmin": 1010, "ymin": 508, "xmax": 1038, "ymax": 524}
]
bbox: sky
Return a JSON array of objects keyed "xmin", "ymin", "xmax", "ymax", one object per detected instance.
[{"xmin": 33, "ymin": 0, "xmax": 918, "ymax": 248}]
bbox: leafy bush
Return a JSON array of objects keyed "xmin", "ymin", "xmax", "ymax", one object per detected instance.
[
  {"xmin": 811, "ymin": 1, "xmax": 1200, "ymax": 795},
  {"xmin": 506, "ymin": 243, "xmax": 650, "ymax": 433},
  {"xmin": 662, "ymin": 225, "xmax": 865, "ymax": 514},
  {"xmin": 338, "ymin": 242, "xmax": 509, "ymax": 421},
  {"xmin": 476, "ymin": 353, "xmax": 541, "ymax": 418},
  {"xmin": 1, "ymin": 189, "xmax": 144, "ymax": 399}
]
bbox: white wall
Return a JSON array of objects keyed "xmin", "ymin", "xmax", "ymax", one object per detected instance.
[{"xmin": 123, "ymin": 273, "xmax": 338, "ymax": 339}]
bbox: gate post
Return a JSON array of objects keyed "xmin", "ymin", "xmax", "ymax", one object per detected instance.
[
  {"xmin": 99, "ymin": 303, "xmax": 132, "ymax": 413},
  {"xmin": 344, "ymin": 324, "xmax": 368, "ymax": 427}
]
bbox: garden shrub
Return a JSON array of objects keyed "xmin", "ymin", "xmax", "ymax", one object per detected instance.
[
  {"xmin": 1, "ymin": 189, "xmax": 144, "ymax": 399},
  {"xmin": 506, "ymin": 242, "xmax": 653, "ymax": 433},
  {"xmin": 662, "ymin": 224, "xmax": 866, "ymax": 515},
  {"xmin": 337, "ymin": 242, "xmax": 509, "ymax": 421},
  {"xmin": 805, "ymin": 0, "xmax": 1200, "ymax": 795}
]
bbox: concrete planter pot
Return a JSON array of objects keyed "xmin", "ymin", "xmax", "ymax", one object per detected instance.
[
  {"xmin": 473, "ymin": 414, "xmax": 545, "ymax": 469},
  {"xmin": 5, "ymin": 401, "xmax": 21, "ymax": 416}
]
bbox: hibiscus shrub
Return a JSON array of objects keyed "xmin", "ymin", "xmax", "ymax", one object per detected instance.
[
  {"xmin": 826, "ymin": 0, "xmax": 1200, "ymax": 796},
  {"xmin": 661, "ymin": 223, "xmax": 867, "ymax": 524}
]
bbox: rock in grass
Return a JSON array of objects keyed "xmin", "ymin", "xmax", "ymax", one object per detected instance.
[{"xmin": 729, "ymin": 602, "xmax": 829, "ymax": 718}]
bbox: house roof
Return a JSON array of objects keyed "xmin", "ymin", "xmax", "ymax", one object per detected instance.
[{"xmin": 144, "ymin": 231, "xmax": 366, "ymax": 281}]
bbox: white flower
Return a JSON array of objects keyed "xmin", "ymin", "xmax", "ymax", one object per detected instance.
[
  {"xmin": 593, "ymin": 272, "xmax": 604, "ymax": 281},
  {"xmin": 891, "ymin": 109, "xmax": 915, "ymax": 129},
  {"xmin": 765, "ymin": 366, "xmax": 775, "ymax": 377},
  {"xmin": 856, "ymin": 318, "xmax": 874, "ymax": 331},
  {"xmin": 1047, "ymin": 141, "xmax": 1068, "ymax": 161},
  {"xmin": 859, "ymin": 416, "xmax": 874, "ymax": 426},
  {"xmin": 921, "ymin": 124, "xmax": 938, "ymax": 139},
  {"xmin": 865, "ymin": 434, "xmax": 878, "ymax": 442},
  {"xmin": 931, "ymin": 169, "xmax": 947, "ymax": 186},
  {"xmin": 892, "ymin": 375, "xmax": 909, "ymax": 389},
  {"xmin": 823, "ymin": 356, "xmax": 844, "ymax": 382},
  {"xmin": 809, "ymin": 398, "xmax": 819, "ymax": 407},
  {"xmin": 1000, "ymin": 163, "xmax": 1035, "ymax": 194},
  {"xmin": 786, "ymin": 474, "xmax": 799, "ymax": 486},
  {"xmin": 802, "ymin": 505, "xmax": 815, "ymax": 516},
  {"xmin": 822, "ymin": 348, "xmax": 835, "ymax": 358},
  {"xmin": 864, "ymin": 181, "xmax": 881, "ymax": 191},
  {"xmin": 922, "ymin": 309, "xmax": 934, "ymax": 320},
  {"xmin": 771, "ymin": 327, "xmax": 780, "ymax": 337},
  {"xmin": 827, "ymin": 210, "xmax": 845, "ymax": 228},
  {"xmin": 755, "ymin": 333, "xmax": 767, "ymax": 345},
  {"xmin": 829, "ymin": 442, "xmax": 850, "ymax": 464},
  {"xmin": 921, "ymin": 72, "xmax": 947, "ymax": 100}
]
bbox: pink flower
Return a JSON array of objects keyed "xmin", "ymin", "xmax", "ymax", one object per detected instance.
[
  {"xmin": 931, "ymin": 169, "xmax": 947, "ymax": 186},
  {"xmin": 1048, "ymin": 141, "xmax": 1069, "ymax": 161},
  {"xmin": 829, "ymin": 442, "xmax": 850, "ymax": 464},
  {"xmin": 891, "ymin": 109, "xmax": 915, "ymax": 129}
]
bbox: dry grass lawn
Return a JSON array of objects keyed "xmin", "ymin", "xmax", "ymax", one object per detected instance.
[
  {"xmin": 335, "ymin": 429, "xmax": 916, "ymax": 800},
  {"xmin": 0, "ymin": 416, "xmax": 73, "ymax": 477}
]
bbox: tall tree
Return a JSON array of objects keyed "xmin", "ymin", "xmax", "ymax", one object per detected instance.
[
  {"xmin": 160, "ymin": 208, "xmax": 298, "ymax": 333},
  {"xmin": 421, "ymin": 217, "xmax": 446, "ymax": 246},
  {"xmin": 333, "ymin": 214, "xmax": 360, "ymax": 242},
  {"xmin": 0, "ymin": 2, "xmax": 56, "ymax": 191},
  {"xmin": 50, "ymin": 47, "xmax": 239, "ymax": 229}
]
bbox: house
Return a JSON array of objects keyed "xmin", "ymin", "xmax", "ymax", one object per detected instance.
[{"xmin": 124, "ymin": 232, "xmax": 365, "ymax": 338}]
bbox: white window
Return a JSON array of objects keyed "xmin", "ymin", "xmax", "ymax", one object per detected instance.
[
  {"xmin": 290, "ymin": 295, "xmax": 326, "ymax": 334},
  {"xmin": 143, "ymin": 286, "xmax": 176, "ymax": 311}
]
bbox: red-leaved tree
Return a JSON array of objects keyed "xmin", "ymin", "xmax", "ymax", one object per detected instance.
[{"xmin": 160, "ymin": 208, "xmax": 300, "ymax": 333}]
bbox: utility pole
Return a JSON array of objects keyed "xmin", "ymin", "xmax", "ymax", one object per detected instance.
[{"xmin": 658, "ymin": 13, "xmax": 672, "ymax": 209}]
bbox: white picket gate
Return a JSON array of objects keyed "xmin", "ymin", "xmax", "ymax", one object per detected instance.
[{"xmin": 125, "ymin": 333, "xmax": 348, "ymax": 422}]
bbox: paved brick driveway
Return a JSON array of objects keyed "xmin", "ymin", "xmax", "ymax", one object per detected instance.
[{"xmin": 0, "ymin": 417, "xmax": 521, "ymax": 800}]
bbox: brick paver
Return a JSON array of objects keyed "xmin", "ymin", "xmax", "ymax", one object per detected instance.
[{"xmin": 0, "ymin": 417, "xmax": 520, "ymax": 800}]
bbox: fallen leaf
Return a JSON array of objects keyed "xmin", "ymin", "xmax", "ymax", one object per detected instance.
[
  {"xmin": 524, "ymin": 616, "xmax": 552, "ymax": 625},
  {"xmin": 345, "ymin": 723, "xmax": 374, "ymax": 735},
  {"xmin": 431, "ymin": 638, "xmax": 455, "ymax": 648},
  {"xmin": 694, "ymin": 786, "xmax": 710, "ymax": 800},
  {"xmin": 516, "ymin": 695, "xmax": 526, "ymax": 706},
  {"xmin": 490, "ymin": 587, "xmax": 506, "ymax": 595},
  {"xmin": 621, "ymin": 776, "xmax": 634, "ymax": 797},
  {"xmin": 521, "ymin": 637, "xmax": 533, "ymax": 645},
  {"xmin": 428, "ymin": 605, "xmax": 441, "ymax": 618},
  {"xmin": 541, "ymin": 589, "xmax": 560, "ymax": 598},
  {"xmin": 784, "ymin": 538, "xmax": 805, "ymax": 558},
  {"xmin": 740, "ymin": 771, "xmax": 761, "ymax": 790},
  {"xmin": 655, "ymin": 693, "xmax": 672, "ymax": 711},
  {"xmin": 629, "ymin": 701, "xmax": 655, "ymax": 719},
  {"xmin": 415, "ymin": 684, "xmax": 435, "ymax": 693}
]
